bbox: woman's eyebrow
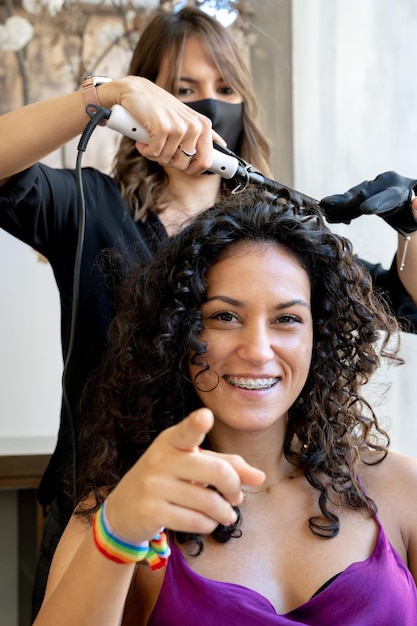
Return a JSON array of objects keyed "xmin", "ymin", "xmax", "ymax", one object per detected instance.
[
  {"xmin": 276, "ymin": 299, "xmax": 311, "ymax": 311},
  {"xmin": 179, "ymin": 75, "xmax": 198, "ymax": 84},
  {"xmin": 205, "ymin": 295, "xmax": 242, "ymax": 306},
  {"xmin": 179, "ymin": 75, "xmax": 225, "ymax": 85}
]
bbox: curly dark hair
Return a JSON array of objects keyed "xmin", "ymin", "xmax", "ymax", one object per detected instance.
[{"xmin": 77, "ymin": 187, "xmax": 401, "ymax": 552}]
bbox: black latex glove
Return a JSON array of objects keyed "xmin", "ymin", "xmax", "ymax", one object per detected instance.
[{"xmin": 320, "ymin": 171, "xmax": 417, "ymax": 235}]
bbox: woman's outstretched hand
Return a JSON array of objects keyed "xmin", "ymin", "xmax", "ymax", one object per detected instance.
[{"xmin": 104, "ymin": 408, "xmax": 265, "ymax": 544}]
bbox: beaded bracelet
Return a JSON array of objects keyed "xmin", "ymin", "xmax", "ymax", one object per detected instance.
[{"xmin": 92, "ymin": 499, "xmax": 171, "ymax": 571}]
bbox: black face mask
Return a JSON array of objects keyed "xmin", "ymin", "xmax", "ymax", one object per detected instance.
[{"xmin": 186, "ymin": 99, "xmax": 243, "ymax": 154}]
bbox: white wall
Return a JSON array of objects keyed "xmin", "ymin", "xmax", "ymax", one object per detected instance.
[
  {"xmin": 0, "ymin": 232, "xmax": 62, "ymax": 438},
  {"xmin": 292, "ymin": 0, "xmax": 417, "ymax": 458},
  {"xmin": 293, "ymin": 0, "xmax": 417, "ymax": 262}
]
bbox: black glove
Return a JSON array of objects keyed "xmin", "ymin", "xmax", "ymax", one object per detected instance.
[{"xmin": 320, "ymin": 171, "xmax": 417, "ymax": 235}]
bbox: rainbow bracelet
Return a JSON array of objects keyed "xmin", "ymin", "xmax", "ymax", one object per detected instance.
[{"xmin": 92, "ymin": 499, "xmax": 171, "ymax": 571}]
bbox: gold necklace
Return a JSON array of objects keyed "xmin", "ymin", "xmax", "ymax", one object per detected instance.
[{"xmin": 242, "ymin": 472, "xmax": 295, "ymax": 496}]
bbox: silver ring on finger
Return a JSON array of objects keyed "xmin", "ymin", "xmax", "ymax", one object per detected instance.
[{"xmin": 179, "ymin": 145, "xmax": 197, "ymax": 157}]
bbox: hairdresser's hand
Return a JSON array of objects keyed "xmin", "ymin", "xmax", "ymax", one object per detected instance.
[
  {"xmin": 99, "ymin": 77, "xmax": 225, "ymax": 175},
  {"xmin": 105, "ymin": 408, "xmax": 265, "ymax": 544},
  {"xmin": 320, "ymin": 171, "xmax": 417, "ymax": 234}
]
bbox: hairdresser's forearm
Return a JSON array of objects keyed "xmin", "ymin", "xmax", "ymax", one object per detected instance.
[
  {"xmin": 33, "ymin": 531, "xmax": 135, "ymax": 625},
  {"xmin": 0, "ymin": 92, "xmax": 92, "ymax": 181},
  {"xmin": 0, "ymin": 76, "xmax": 155, "ymax": 182},
  {"xmin": 0, "ymin": 75, "xmax": 214, "ymax": 184},
  {"xmin": 0, "ymin": 77, "xmax": 138, "ymax": 181}
]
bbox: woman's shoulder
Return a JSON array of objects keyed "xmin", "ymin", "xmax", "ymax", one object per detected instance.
[
  {"xmin": 383, "ymin": 448, "xmax": 417, "ymax": 477},
  {"xmin": 361, "ymin": 449, "xmax": 417, "ymax": 497},
  {"xmin": 360, "ymin": 450, "xmax": 417, "ymax": 555}
]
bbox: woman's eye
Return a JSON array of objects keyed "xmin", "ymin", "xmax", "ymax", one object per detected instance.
[
  {"xmin": 218, "ymin": 86, "xmax": 234, "ymax": 96},
  {"xmin": 210, "ymin": 311, "xmax": 238, "ymax": 322},
  {"xmin": 276, "ymin": 314, "xmax": 302, "ymax": 324},
  {"xmin": 177, "ymin": 87, "xmax": 193, "ymax": 96}
]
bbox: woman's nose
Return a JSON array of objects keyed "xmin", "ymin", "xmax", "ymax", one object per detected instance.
[
  {"xmin": 235, "ymin": 325, "xmax": 275, "ymax": 365},
  {"xmin": 198, "ymin": 83, "xmax": 216, "ymax": 100}
]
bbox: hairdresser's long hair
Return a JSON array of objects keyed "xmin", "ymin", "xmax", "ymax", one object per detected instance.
[
  {"xmin": 113, "ymin": 6, "xmax": 271, "ymax": 220},
  {"xmin": 77, "ymin": 188, "xmax": 401, "ymax": 550}
]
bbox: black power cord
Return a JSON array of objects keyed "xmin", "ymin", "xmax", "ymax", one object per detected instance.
[{"xmin": 61, "ymin": 105, "xmax": 112, "ymax": 505}]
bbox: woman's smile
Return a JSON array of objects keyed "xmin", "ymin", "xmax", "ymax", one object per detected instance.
[{"xmin": 224, "ymin": 375, "xmax": 280, "ymax": 391}]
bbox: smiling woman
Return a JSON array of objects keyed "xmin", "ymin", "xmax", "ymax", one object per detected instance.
[
  {"xmin": 31, "ymin": 187, "xmax": 417, "ymax": 625},
  {"xmin": 190, "ymin": 240, "xmax": 313, "ymax": 439}
]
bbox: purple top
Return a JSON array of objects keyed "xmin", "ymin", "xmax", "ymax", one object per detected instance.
[{"xmin": 148, "ymin": 517, "xmax": 417, "ymax": 625}]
